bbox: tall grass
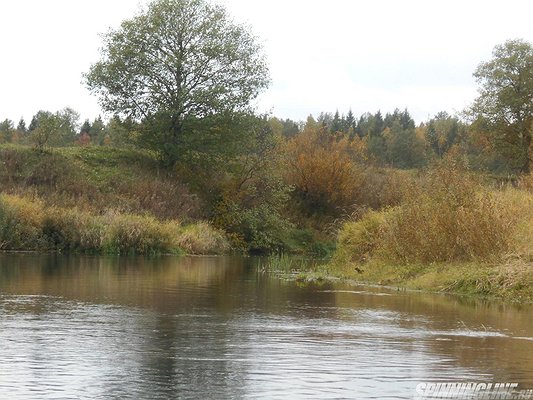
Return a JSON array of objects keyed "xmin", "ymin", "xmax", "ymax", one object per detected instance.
[
  {"xmin": 333, "ymin": 164, "xmax": 521, "ymax": 267},
  {"xmin": 175, "ymin": 222, "xmax": 229, "ymax": 255},
  {"xmin": 0, "ymin": 194, "xmax": 228, "ymax": 255},
  {"xmin": 43, "ymin": 206, "xmax": 105, "ymax": 252},
  {"xmin": 0, "ymin": 195, "xmax": 46, "ymax": 250},
  {"xmin": 380, "ymin": 166, "xmax": 515, "ymax": 263}
]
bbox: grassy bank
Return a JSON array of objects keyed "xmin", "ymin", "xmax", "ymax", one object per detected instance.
[
  {"xmin": 0, "ymin": 193, "xmax": 228, "ymax": 255},
  {"xmin": 264, "ymin": 165, "xmax": 533, "ymax": 302},
  {"xmin": 312, "ymin": 259, "xmax": 533, "ymax": 303},
  {"xmin": 0, "ymin": 145, "xmax": 231, "ymax": 255},
  {"xmin": 0, "ymin": 144, "xmax": 200, "ymax": 220},
  {"xmin": 264, "ymin": 253, "xmax": 533, "ymax": 303}
]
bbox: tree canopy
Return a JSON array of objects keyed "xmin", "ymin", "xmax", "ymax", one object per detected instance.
[
  {"xmin": 85, "ymin": 0, "xmax": 270, "ymax": 163},
  {"xmin": 472, "ymin": 39, "xmax": 533, "ymax": 172}
]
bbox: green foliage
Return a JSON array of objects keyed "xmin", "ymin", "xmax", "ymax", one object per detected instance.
[
  {"xmin": 28, "ymin": 108, "xmax": 80, "ymax": 150},
  {"xmin": 425, "ymin": 111, "xmax": 464, "ymax": 157},
  {"xmin": 85, "ymin": 0, "xmax": 269, "ymax": 164},
  {"xmin": 106, "ymin": 116, "xmax": 135, "ymax": 147},
  {"xmin": 89, "ymin": 116, "xmax": 106, "ymax": 145},
  {"xmin": 471, "ymin": 39, "xmax": 533, "ymax": 173},
  {"xmin": 384, "ymin": 121, "xmax": 427, "ymax": 168},
  {"xmin": 316, "ymin": 108, "xmax": 428, "ymax": 168},
  {"xmin": 0, "ymin": 119, "xmax": 15, "ymax": 143},
  {"xmin": 30, "ymin": 111, "xmax": 60, "ymax": 150},
  {"xmin": 213, "ymin": 179, "xmax": 292, "ymax": 254},
  {"xmin": 285, "ymin": 228, "xmax": 335, "ymax": 258},
  {"xmin": 170, "ymin": 114, "xmax": 295, "ymax": 254}
]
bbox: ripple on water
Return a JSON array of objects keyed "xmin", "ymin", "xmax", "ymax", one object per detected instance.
[{"xmin": 0, "ymin": 255, "xmax": 531, "ymax": 400}]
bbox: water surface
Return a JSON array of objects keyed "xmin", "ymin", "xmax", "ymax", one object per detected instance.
[{"xmin": 0, "ymin": 254, "xmax": 531, "ymax": 399}]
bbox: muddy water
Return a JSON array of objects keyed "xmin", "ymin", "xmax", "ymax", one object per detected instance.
[{"xmin": 0, "ymin": 254, "xmax": 531, "ymax": 399}]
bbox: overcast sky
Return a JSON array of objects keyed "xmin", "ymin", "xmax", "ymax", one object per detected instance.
[{"xmin": 1, "ymin": 0, "xmax": 533, "ymax": 124}]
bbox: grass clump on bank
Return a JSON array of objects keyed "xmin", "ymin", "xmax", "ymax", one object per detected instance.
[
  {"xmin": 327, "ymin": 164, "xmax": 533, "ymax": 301},
  {"xmin": 0, "ymin": 194, "xmax": 228, "ymax": 255}
]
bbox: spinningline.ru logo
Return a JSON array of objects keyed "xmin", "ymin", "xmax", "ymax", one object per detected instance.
[{"xmin": 414, "ymin": 382, "xmax": 533, "ymax": 399}]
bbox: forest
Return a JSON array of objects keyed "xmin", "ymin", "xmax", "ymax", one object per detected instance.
[{"xmin": 0, "ymin": 0, "xmax": 532, "ymax": 300}]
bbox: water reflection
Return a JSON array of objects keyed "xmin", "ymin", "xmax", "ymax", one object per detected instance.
[{"xmin": 0, "ymin": 254, "xmax": 531, "ymax": 399}]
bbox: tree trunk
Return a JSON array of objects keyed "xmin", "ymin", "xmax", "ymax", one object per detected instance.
[{"xmin": 521, "ymin": 129, "xmax": 531, "ymax": 173}]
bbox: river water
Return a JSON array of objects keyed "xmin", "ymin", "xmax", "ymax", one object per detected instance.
[{"xmin": 0, "ymin": 254, "xmax": 531, "ymax": 399}]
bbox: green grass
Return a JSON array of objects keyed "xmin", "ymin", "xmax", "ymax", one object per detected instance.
[
  {"xmin": 0, "ymin": 144, "xmax": 199, "ymax": 220},
  {"xmin": 314, "ymin": 259, "xmax": 533, "ymax": 302}
]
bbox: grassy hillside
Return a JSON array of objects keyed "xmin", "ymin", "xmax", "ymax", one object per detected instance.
[
  {"xmin": 0, "ymin": 145, "xmax": 227, "ymax": 255},
  {"xmin": 0, "ymin": 145, "xmax": 200, "ymax": 220}
]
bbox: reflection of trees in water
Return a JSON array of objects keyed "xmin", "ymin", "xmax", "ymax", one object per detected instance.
[
  {"xmin": 0, "ymin": 254, "xmax": 531, "ymax": 395},
  {"xmin": 0, "ymin": 254, "xmax": 253, "ymax": 397},
  {"xmin": 0, "ymin": 254, "xmax": 243, "ymax": 308}
]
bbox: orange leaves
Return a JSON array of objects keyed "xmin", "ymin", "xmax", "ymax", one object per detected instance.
[{"xmin": 284, "ymin": 124, "xmax": 363, "ymax": 216}]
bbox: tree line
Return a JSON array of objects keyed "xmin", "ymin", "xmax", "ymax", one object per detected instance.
[
  {"xmin": 0, "ymin": 103, "xmax": 521, "ymax": 175},
  {"xmin": 1, "ymin": 0, "xmax": 532, "ymax": 253}
]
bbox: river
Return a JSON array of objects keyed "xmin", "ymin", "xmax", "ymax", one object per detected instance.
[{"xmin": 0, "ymin": 254, "xmax": 531, "ymax": 399}]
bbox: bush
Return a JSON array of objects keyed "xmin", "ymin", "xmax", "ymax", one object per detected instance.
[
  {"xmin": 284, "ymin": 126, "xmax": 363, "ymax": 218},
  {"xmin": 175, "ymin": 222, "xmax": 229, "ymax": 255},
  {"xmin": 0, "ymin": 195, "xmax": 46, "ymax": 250},
  {"xmin": 284, "ymin": 228, "xmax": 335, "ymax": 258},
  {"xmin": 332, "ymin": 165, "xmax": 517, "ymax": 266},
  {"xmin": 42, "ymin": 207, "xmax": 105, "ymax": 252},
  {"xmin": 332, "ymin": 210, "xmax": 389, "ymax": 266},
  {"xmin": 103, "ymin": 212, "xmax": 180, "ymax": 255}
]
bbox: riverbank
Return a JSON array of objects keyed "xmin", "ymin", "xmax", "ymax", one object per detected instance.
[
  {"xmin": 0, "ymin": 144, "xmax": 334, "ymax": 255},
  {"xmin": 0, "ymin": 145, "xmax": 230, "ymax": 255},
  {"xmin": 289, "ymin": 258, "xmax": 533, "ymax": 303},
  {"xmin": 261, "ymin": 254, "xmax": 533, "ymax": 303},
  {"xmin": 0, "ymin": 193, "xmax": 228, "ymax": 255},
  {"xmin": 296, "ymin": 164, "xmax": 533, "ymax": 303}
]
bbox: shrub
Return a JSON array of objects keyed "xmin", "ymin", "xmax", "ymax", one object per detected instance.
[
  {"xmin": 214, "ymin": 197, "xmax": 293, "ymax": 254},
  {"xmin": 103, "ymin": 212, "xmax": 180, "ymax": 255},
  {"xmin": 332, "ymin": 210, "xmax": 389, "ymax": 266},
  {"xmin": 0, "ymin": 195, "xmax": 46, "ymax": 250},
  {"xmin": 284, "ymin": 126, "xmax": 363, "ymax": 218},
  {"xmin": 332, "ymin": 165, "xmax": 518, "ymax": 267},
  {"xmin": 42, "ymin": 207, "xmax": 105, "ymax": 252},
  {"xmin": 175, "ymin": 222, "xmax": 229, "ymax": 255}
]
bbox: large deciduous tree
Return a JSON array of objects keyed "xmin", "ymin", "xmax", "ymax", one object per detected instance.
[
  {"xmin": 472, "ymin": 39, "xmax": 533, "ymax": 173},
  {"xmin": 85, "ymin": 0, "xmax": 270, "ymax": 164}
]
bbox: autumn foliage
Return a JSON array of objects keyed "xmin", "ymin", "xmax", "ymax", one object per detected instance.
[{"xmin": 284, "ymin": 121, "xmax": 364, "ymax": 218}]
